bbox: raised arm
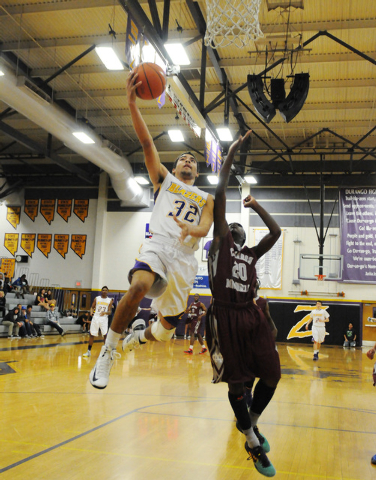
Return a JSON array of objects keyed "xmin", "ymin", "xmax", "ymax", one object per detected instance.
[
  {"xmin": 209, "ymin": 132, "xmax": 252, "ymax": 253},
  {"xmin": 126, "ymin": 71, "xmax": 169, "ymax": 189},
  {"xmin": 243, "ymin": 196, "xmax": 281, "ymax": 259}
]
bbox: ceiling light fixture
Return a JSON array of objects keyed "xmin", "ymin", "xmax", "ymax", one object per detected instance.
[
  {"xmin": 164, "ymin": 43, "xmax": 190, "ymax": 65},
  {"xmin": 72, "ymin": 132, "xmax": 95, "ymax": 144},
  {"xmin": 244, "ymin": 175, "xmax": 258, "ymax": 184},
  {"xmin": 207, "ymin": 175, "xmax": 219, "ymax": 185},
  {"xmin": 95, "ymin": 46, "xmax": 124, "ymax": 70},
  {"xmin": 168, "ymin": 129, "xmax": 184, "ymax": 142},
  {"xmin": 0, "ymin": 70, "xmax": 4, "ymax": 76},
  {"xmin": 216, "ymin": 127, "xmax": 233, "ymax": 142}
]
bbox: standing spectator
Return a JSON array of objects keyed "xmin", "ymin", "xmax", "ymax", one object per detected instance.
[
  {"xmin": 0, "ymin": 290, "xmax": 6, "ymax": 318},
  {"xmin": 12, "ymin": 274, "xmax": 29, "ymax": 298},
  {"xmin": 25, "ymin": 305, "xmax": 44, "ymax": 338},
  {"xmin": 2, "ymin": 307, "xmax": 22, "ymax": 338},
  {"xmin": 45, "ymin": 303, "xmax": 65, "ymax": 336},
  {"xmin": 343, "ymin": 323, "xmax": 357, "ymax": 347},
  {"xmin": 305, "ymin": 301, "xmax": 330, "ymax": 361}
]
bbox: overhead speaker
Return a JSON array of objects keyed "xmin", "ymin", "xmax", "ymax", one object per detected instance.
[
  {"xmin": 278, "ymin": 73, "xmax": 310, "ymax": 123},
  {"xmin": 247, "ymin": 74, "xmax": 276, "ymax": 123},
  {"xmin": 270, "ymin": 78, "xmax": 286, "ymax": 108}
]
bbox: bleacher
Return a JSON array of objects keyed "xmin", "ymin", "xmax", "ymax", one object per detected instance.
[{"xmin": 0, "ymin": 292, "xmax": 82, "ymax": 337}]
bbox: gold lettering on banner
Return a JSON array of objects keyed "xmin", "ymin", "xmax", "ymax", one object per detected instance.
[
  {"xmin": 73, "ymin": 199, "xmax": 89, "ymax": 222},
  {"xmin": 6, "ymin": 206, "xmax": 20, "ymax": 229},
  {"xmin": 57, "ymin": 199, "xmax": 72, "ymax": 222},
  {"xmin": 24, "ymin": 199, "xmax": 38, "ymax": 221},
  {"xmin": 71, "ymin": 234, "xmax": 87, "ymax": 259},
  {"xmin": 54, "ymin": 234, "xmax": 69, "ymax": 259},
  {"xmin": 0, "ymin": 258, "xmax": 16, "ymax": 279},
  {"xmin": 40, "ymin": 199, "xmax": 56, "ymax": 224},
  {"xmin": 37, "ymin": 234, "xmax": 52, "ymax": 258},
  {"xmin": 4, "ymin": 233, "xmax": 19, "ymax": 256},
  {"xmin": 21, "ymin": 233, "xmax": 36, "ymax": 257}
]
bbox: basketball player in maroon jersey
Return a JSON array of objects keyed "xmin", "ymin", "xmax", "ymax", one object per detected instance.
[
  {"xmin": 244, "ymin": 280, "xmax": 278, "ymax": 410},
  {"xmin": 184, "ymin": 293, "xmax": 207, "ymax": 354},
  {"xmin": 207, "ymin": 131, "xmax": 281, "ymax": 477}
]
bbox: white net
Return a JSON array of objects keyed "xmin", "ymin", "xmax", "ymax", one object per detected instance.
[{"xmin": 204, "ymin": 0, "xmax": 263, "ymax": 49}]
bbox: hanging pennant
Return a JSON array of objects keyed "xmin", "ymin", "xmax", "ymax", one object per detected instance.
[
  {"xmin": 37, "ymin": 234, "xmax": 52, "ymax": 258},
  {"xmin": 73, "ymin": 199, "xmax": 89, "ymax": 222},
  {"xmin": 6, "ymin": 206, "xmax": 20, "ymax": 229},
  {"xmin": 57, "ymin": 199, "xmax": 72, "ymax": 222},
  {"xmin": 54, "ymin": 234, "xmax": 69, "ymax": 259},
  {"xmin": 71, "ymin": 235, "xmax": 87, "ymax": 259},
  {"xmin": 24, "ymin": 199, "xmax": 39, "ymax": 221},
  {"xmin": 4, "ymin": 233, "xmax": 19, "ymax": 256},
  {"xmin": 40, "ymin": 199, "xmax": 56, "ymax": 224},
  {"xmin": 21, "ymin": 233, "xmax": 36, "ymax": 257}
]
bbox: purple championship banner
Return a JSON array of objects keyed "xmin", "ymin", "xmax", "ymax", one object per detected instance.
[{"xmin": 340, "ymin": 188, "xmax": 376, "ymax": 283}]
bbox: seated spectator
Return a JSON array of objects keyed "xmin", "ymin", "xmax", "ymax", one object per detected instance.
[
  {"xmin": 19, "ymin": 306, "xmax": 33, "ymax": 338},
  {"xmin": 36, "ymin": 288, "xmax": 48, "ymax": 308},
  {"xmin": 76, "ymin": 311, "xmax": 91, "ymax": 333},
  {"xmin": 12, "ymin": 274, "xmax": 29, "ymax": 298},
  {"xmin": 2, "ymin": 307, "xmax": 22, "ymax": 338},
  {"xmin": 3, "ymin": 277, "xmax": 14, "ymax": 296},
  {"xmin": 343, "ymin": 323, "xmax": 357, "ymax": 347},
  {"xmin": 45, "ymin": 303, "xmax": 64, "ymax": 336},
  {"xmin": 0, "ymin": 290, "xmax": 6, "ymax": 318},
  {"xmin": 25, "ymin": 304, "xmax": 44, "ymax": 338}
]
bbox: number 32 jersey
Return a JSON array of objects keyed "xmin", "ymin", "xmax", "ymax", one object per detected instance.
[
  {"xmin": 150, "ymin": 172, "xmax": 209, "ymax": 251},
  {"xmin": 208, "ymin": 230, "xmax": 258, "ymax": 304}
]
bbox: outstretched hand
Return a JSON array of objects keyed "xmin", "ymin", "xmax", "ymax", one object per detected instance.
[
  {"xmin": 126, "ymin": 70, "xmax": 142, "ymax": 104},
  {"xmin": 227, "ymin": 130, "xmax": 252, "ymax": 157},
  {"xmin": 173, "ymin": 214, "xmax": 191, "ymax": 243},
  {"xmin": 243, "ymin": 195, "xmax": 257, "ymax": 209}
]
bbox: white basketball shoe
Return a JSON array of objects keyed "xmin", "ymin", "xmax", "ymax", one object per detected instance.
[
  {"xmin": 122, "ymin": 319, "xmax": 146, "ymax": 353},
  {"xmin": 89, "ymin": 345, "xmax": 121, "ymax": 389}
]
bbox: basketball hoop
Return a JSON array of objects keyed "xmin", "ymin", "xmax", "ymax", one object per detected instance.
[
  {"xmin": 204, "ymin": 0, "xmax": 263, "ymax": 49},
  {"xmin": 314, "ymin": 274, "xmax": 326, "ymax": 282}
]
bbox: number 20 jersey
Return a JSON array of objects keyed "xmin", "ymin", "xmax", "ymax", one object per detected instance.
[
  {"xmin": 208, "ymin": 230, "xmax": 258, "ymax": 304},
  {"xmin": 150, "ymin": 172, "xmax": 209, "ymax": 251}
]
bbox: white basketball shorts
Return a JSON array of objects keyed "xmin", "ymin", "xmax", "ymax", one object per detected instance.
[
  {"xmin": 312, "ymin": 325, "xmax": 326, "ymax": 343},
  {"xmin": 90, "ymin": 314, "xmax": 109, "ymax": 336},
  {"xmin": 130, "ymin": 235, "xmax": 198, "ymax": 318}
]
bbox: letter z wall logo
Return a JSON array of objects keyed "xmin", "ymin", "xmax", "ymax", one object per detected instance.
[{"xmin": 287, "ymin": 305, "xmax": 329, "ymax": 340}]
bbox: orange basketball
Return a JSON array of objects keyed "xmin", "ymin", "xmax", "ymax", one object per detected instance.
[{"xmin": 134, "ymin": 62, "xmax": 166, "ymax": 100}]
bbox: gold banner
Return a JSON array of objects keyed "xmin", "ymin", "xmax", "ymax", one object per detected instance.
[
  {"xmin": 54, "ymin": 234, "xmax": 69, "ymax": 259},
  {"xmin": 21, "ymin": 233, "xmax": 36, "ymax": 257},
  {"xmin": 73, "ymin": 199, "xmax": 89, "ymax": 222},
  {"xmin": 0, "ymin": 258, "xmax": 16, "ymax": 279},
  {"xmin": 6, "ymin": 206, "xmax": 20, "ymax": 229},
  {"xmin": 37, "ymin": 234, "xmax": 52, "ymax": 258},
  {"xmin": 71, "ymin": 234, "xmax": 87, "ymax": 259},
  {"xmin": 57, "ymin": 199, "xmax": 72, "ymax": 222},
  {"xmin": 40, "ymin": 199, "xmax": 56, "ymax": 224},
  {"xmin": 24, "ymin": 199, "xmax": 39, "ymax": 221},
  {"xmin": 4, "ymin": 233, "xmax": 19, "ymax": 256}
]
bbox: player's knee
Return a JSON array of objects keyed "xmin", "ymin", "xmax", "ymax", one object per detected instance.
[
  {"xmin": 228, "ymin": 383, "xmax": 244, "ymax": 396},
  {"xmin": 151, "ymin": 319, "xmax": 175, "ymax": 342}
]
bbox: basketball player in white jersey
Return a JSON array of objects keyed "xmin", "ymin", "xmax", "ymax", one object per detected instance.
[
  {"xmin": 89, "ymin": 70, "xmax": 214, "ymax": 389},
  {"xmin": 83, "ymin": 286, "xmax": 113, "ymax": 358},
  {"xmin": 305, "ymin": 300, "xmax": 329, "ymax": 361}
]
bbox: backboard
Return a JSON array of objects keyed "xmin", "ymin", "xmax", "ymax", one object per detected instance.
[{"xmin": 298, "ymin": 254, "xmax": 343, "ymax": 281}]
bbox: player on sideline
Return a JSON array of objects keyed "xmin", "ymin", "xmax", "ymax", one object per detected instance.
[
  {"xmin": 83, "ymin": 286, "xmax": 113, "ymax": 357},
  {"xmin": 184, "ymin": 293, "xmax": 207, "ymax": 354},
  {"xmin": 89, "ymin": 70, "xmax": 214, "ymax": 389},
  {"xmin": 305, "ymin": 300, "xmax": 329, "ymax": 361},
  {"xmin": 207, "ymin": 131, "xmax": 281, "ymax": 477}
]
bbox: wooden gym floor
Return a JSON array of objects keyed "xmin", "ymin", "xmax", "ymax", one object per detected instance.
[{"xmin": 1, "ymin": 334, "xmax": 375, "ymax": 480}]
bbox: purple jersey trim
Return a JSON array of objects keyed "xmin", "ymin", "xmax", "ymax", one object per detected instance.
[
  {"xmin": 154, "ymin": 187, "xmax": 160, "ymax": 204},
  {"xmin": 132, "ymin": 260, "xmax": 153, "ymax": 273},
  {"xmin": 164, "ymin": 311, "xmax": 185, "ymax": 328}
]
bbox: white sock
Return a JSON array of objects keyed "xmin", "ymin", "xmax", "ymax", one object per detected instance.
[
  {"xmin": 243, "ymin": 427, "xmax": 260, "ymax": 448},
  {"xmin": 314, "ymin": 350, "xmax": 319, "ymax": 354},
  {"xmin": 249, "ymin": 411, "xmax": 260, "ymax": 428},
  {"xmin": 105, "ymin": 329, "xmax": 121, "ymax": 349},
  {"xmin": 201, "ymin": 344, "xmax": 205, "ymax": 348}
]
